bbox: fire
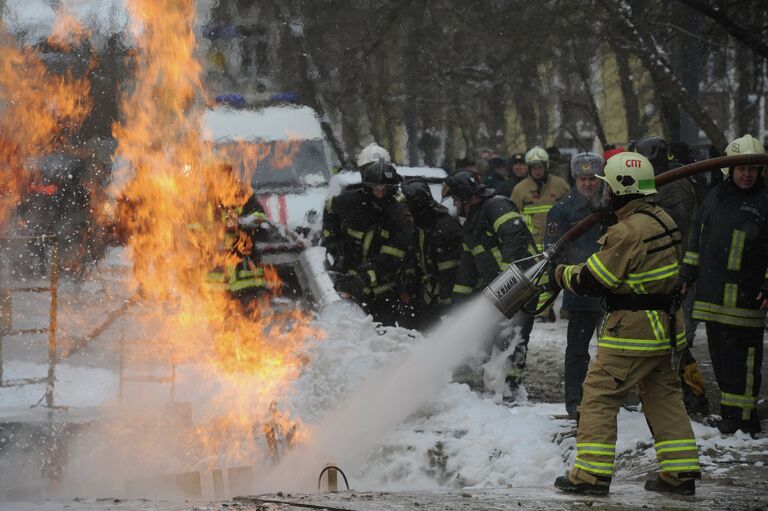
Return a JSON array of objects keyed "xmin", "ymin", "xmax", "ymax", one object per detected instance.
[
  {"xmin": 48, "ymin": 10, "xmax": 89, "ymax": 51},
  {"xmin": 0, "ymin": 23, "xmax": 91, "ymax": 227},
  {"xmin": 111, "ymin": 0, "xmax": 322, "ymax": 470},
  {"xmin": 212, "ymin": 139, "xmax": 303, "ymax": 187}
]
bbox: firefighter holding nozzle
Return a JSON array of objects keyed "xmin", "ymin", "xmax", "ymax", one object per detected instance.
[{"xmin": 551, "ymin": 152, "xmax": 700, "ymax": 496}]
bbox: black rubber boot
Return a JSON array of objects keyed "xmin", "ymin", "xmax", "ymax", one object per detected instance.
[
  {"xmin": 716, "ymin": 417, "xmax": 761, "ymax": 437},
  {"xmin": 554, "ymin": 475, "xmax": 609, "ymax": 496},
  {"xmin": 644, "ymin": 476, "xmax": 695, "ymax": 496}
]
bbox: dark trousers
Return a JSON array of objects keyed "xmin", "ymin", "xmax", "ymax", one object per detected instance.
[
  {"xmin": 565, "ymin": 310, "xmax": 603, "ymax": 417},
  {"xmin": 705, "ymin": 322, "xmax": 763, "ymax": 421}
]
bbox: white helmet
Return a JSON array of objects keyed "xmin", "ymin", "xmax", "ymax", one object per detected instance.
[
  {"xmin": 598, "ymin": 152, "xmax": 656, "ymax": 196},
  {"xmin": 524, "ymin": 146, "xmax": 549, "ymax": 170},
  {"xmin": 357, "ymin": 143, "xmax": 391, "ymax": 168},
  {"xmin": 721, "ymin": 134, "xmax": 765, "ymax": 177}
]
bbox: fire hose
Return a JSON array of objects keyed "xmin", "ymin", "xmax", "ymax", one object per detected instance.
[{"xmin": 483, "ymin": 153, "xmax": 768, "ymax": 320}]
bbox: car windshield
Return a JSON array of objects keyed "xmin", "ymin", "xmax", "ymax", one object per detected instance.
[{"xmin": 213, "ymin": 139, "xmax": 330, "ymax": 192}]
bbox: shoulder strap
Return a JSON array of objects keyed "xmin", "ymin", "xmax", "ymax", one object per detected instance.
[{"xmin": 633, "ymin": 208, "xmax": 681, "ymax": 256}]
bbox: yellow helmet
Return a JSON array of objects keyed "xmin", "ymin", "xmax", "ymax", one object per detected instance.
[
  {"xmin": 721, "ymin": 134, "xmax": 765, "ymax": 176},
  {"xmin": 524, "ymin": 146, "xmax": 549, "ymax": 169},
  {"xmin": 598, "ymin": 152, "xmax": 656, "ymax": 196}
]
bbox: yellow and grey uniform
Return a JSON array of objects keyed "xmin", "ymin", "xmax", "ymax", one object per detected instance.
[
  {"xmin": 202, "ymin": 195, "xmax": 271, "ymax": 295},
  {"xmin": 511, "ymin": 174, "xmax": 570, "ymax": 252},
  {"xmin": 555, "ymin": 199, "xmax": 700, "ymax": 488}
]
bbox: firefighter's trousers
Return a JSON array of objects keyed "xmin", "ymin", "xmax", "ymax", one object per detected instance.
[
  {"xmin": 705, "ymin": 322, "xmax": 763, "ymax": 422},
  {"xmin": 571, "ymin": 350, "xmax": 700, "ymax": 487}
]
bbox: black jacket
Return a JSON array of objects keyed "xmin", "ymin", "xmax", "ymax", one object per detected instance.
[
  {"xmin": 411, "ymin": 203, "xmax": 463, "ymax": 309},
  {"xmin": 681, "ymin": 180, "xmax": 768, "ymax": 328},
  {"xmin": 322, "ymin": 187, "xmax": 414, "ymax": 294},
  {"xmin": 452, "ymin": 195, "xmax": 537, "ymax": 300}
]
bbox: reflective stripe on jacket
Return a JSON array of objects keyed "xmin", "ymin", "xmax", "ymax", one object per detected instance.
[
  {"xmin": 557, "ymin": 200, "xmax": 686, "ymax": 356},
  {"xmin": 452, "ymin": 195, "xmax": 537, "ymax": 299},
  {"xmin": 322, "ymin": 187, "xmax": 414, "ymax": 293},
  {"xmin": 511, "ymin": 175, "xmax": 570, "ymax": 251},
  {"xmin": 681, "ymin": 180, "xmax": 768, "ymax": 328},
  {"xmin": 413, "ymin": 205, "xmax": 463, "ymax": 307}
]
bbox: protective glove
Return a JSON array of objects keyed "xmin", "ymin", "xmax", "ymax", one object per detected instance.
[
  {"xmin": 544, "ymin": 263, "xmax": 561, "ymax": 293},
  {"xmin": 334, "ymin": 273, "xmax": 366, "ymax": 301},
  {"xmin": 677, "ymin": 265, "xmax": 697, "ymax": 296}
]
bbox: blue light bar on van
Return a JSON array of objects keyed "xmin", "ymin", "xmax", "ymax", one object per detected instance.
[{"xmin": 269, "ymin": 91, "xmax": 300, "ymax": 104}]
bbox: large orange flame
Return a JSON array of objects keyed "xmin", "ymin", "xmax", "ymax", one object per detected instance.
[
  {"xmin": 0, "ymin": 23, "xmax": 91, "ymax": 227},
  {"xmin": 112, "ymin": 0, "xmax": 322, "ymax": 469}
]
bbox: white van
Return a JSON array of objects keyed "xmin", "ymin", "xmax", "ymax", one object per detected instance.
[{"xmin": 202, "ymin": 104, "xmax": 335, "ymax": 236}]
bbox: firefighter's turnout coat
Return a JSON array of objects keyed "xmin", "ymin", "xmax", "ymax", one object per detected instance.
[
  {"xmin": 412, "ymin": 203, "xmax": 463, "ymax": 313},
  {"xmin": 202, "ymin": 195, "xmax": 271, "ymax": 295},
  {"xmin": 511, "ymin": 174, "xmax": 570, "ymax": 252},
  {"xmin": 322, "ymin": 186, "xmax": 413, "ymax": 297},
  {"xmin": 452, "ymin": 195, "xmax": 537, "ymax": 299},
  {"xmin": 682, "ymin": 179, "xmax": 768, "ymax": 329},
  {"xmin": 555, "ymin": 198, "xmax": 700, "ymax": 487},
  {"xmin": 681, "ymin": 179, "xmax": 768, "ymax": 423}
]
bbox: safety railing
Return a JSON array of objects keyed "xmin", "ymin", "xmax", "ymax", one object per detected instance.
[{"xmin": 0, "ymin": 235, "xmax": 59, "ymax": 408}]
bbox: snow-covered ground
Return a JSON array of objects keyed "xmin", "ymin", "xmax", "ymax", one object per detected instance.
[{"xmin": 1, "ymin": 249, "xmax": 767, "ymax": 509}]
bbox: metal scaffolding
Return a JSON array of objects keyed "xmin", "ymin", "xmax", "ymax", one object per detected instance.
[{"xmin": 0, "ymin": 235, "xmax": 59, "ymax": 408}]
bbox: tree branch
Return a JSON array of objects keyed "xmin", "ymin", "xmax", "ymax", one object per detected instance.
[
  {"xmin": 675, "ymin": 0, "xmax": 768, "ymax": 59},
  {"xmin": 600, "ymin": 0, "xmax": 728, "ymax": 151}
]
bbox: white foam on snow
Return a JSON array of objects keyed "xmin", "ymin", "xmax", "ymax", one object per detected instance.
[{"xmin": 1, "ymin": 254, "xmax": 766, "ymax": 493}]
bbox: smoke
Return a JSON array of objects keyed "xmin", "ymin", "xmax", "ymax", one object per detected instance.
[{"xmin": 256, "ymin": 296, "xmax": 504, "ymax": 492}]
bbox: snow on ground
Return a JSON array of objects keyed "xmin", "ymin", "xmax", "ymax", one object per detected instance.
[{"xmin": 1, "ymin": 248, "xmax": 768, "ymax": 504}]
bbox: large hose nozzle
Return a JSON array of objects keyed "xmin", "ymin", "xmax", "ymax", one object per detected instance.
[{"xmin": 483, "ymin": 257, "xmax": 551, "ymax": 318}]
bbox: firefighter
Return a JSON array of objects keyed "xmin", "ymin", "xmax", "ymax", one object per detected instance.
[
  {"xmin": 512, "ymin": 146, "xmax": 570, "ymax": 321},
  {"xmin": 511, "ymin": 146, "xmax": 571, "ymax": 253},
  {"xmin": 443, "ymin": 170, "xmax": 538, "ymax": 396},
  {"xmin": 553, "ymin": 152, "xmax": 700, "ymax": 496},
  {"xmin": 543, "ymin": 152, "xmax": 605, "ymax": 419},
  {"xmin": 680, "ymin": 134, "xmax": 768, "ymax": 436},
  {"xmin": 322, "ymin": 160, "xmax": 414, "ymax": 326},
  {"xmin": 401, "ymin": 178, "xmax": 463, "ymax": 328},
  {"xmin": 633, "ymin": 135, "xmax": 708, "ymax": 415},
  {"xmin": 199, "ymin": 164, "xmax": 272, "ymax": 305}
]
